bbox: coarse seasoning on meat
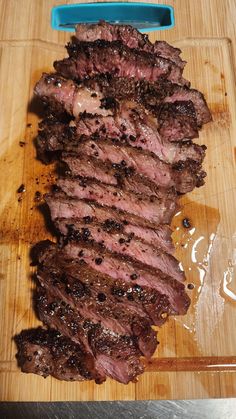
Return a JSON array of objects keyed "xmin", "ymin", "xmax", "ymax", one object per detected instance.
[{"xmin": 15, "ymin": 21, "xmax": 211, "ymax": 385}]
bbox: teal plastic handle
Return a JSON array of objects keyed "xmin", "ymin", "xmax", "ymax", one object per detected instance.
[{"xmin": 51, "ymin": 2, "xmax": 175, "ymax": 33}]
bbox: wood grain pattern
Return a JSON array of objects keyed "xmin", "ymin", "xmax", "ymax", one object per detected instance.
[{"xmin": 0, "ymin": 0, "xmax": 236, "ymax": 401}]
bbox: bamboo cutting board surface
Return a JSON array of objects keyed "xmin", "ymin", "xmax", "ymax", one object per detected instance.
[{"xmin": 0, "ymin": 0, "xmax": 236, "ymax": 401}]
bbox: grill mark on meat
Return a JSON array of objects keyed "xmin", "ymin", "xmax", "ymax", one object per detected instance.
[
  {"xmin": 58, "ymin": 241, "xmax": 190, "ymax": 313},
  {"xmin": 38, "ymin": 120, "xmax": 206, "ymax": 193},
  {"xmin": 54, "ymin": 40, "xmax": 186, "ymax": 85},
  {"xmin": 36, "ymin": 244, "xmax": 171, "ymax": 325},
  {"xmin": 45, "ymin": 192, "xmax": 174, "ymax": 254},
  {"xmin": 63, "ymin": 220, "xmax": 184, "ymax": 282},
  {"xmin": 14, "ymin": 327, "xmax": 106, "ymax": 383},
  {"xmin": 75, "ymin": 20, "xmax": 185, "ymax": 69},
  {"xmin": 57, "ymin": 178, "xmax": 178, "ymax": 226}
]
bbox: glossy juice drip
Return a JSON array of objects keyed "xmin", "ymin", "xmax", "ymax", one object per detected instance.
[{"xmin": 171, "ymin": 196, "xmax": 220, "ymax": 340}]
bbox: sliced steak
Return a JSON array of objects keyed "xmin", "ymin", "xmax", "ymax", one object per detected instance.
[
  {"xmin": 38, "ymin": 120, "xmax": 206, "ymax": 193},
  {"xmin": 35, "ymin": 291, "xmax": 145, "ymax": 382},
  {"xmin": 84, "ymin": 74, "xmax": 212, "ymax": 127},
  {"xmin": 35, "ymin": 73, "xmax": 198, "ymax": 142},
  {"xmin": 79, "ymin": 138, "xmax": 206, "ymax": 192},
  {"xmin": 72, "ymin": 112, "xmax": 205, "ymax": 164},
  {"xmin": 46, "ymin": 192, "xmax": 174, "ymax": 254},
  {"xmin": 61, "ymin": 241, "xmax": 190, "ymax": 313},
  {"xmin": 59, "ymin": 219, "xmax": 183, "ymax": 282},
  {"xmin": 62, "ymin": 152, "xmax": 178, "ymax": 199},
  {"xmin": 36, "ymin": 285, "xmax": 157, "ymax": 360},
  {"xmin": 57, "ymin": 178, "xmax": 178, "ymax": 226},
  {"xmin": 14, "ymin": 327, "xmax": 105, "ymax": 383},
  {"xmin": 37, "ymin": 265, "xmax": 157, "ymax": 357},
  {"xmin": 46, "ymin": 191, "xmax": 161, "ymax": 230},
  {"xmin": 54, "ymin": 40, "xmax": 186, "ymax": 85},
  {"xmin": 15, "ymin": 326, "xmax": 143, "ymax": 384},
  {"xmin": 57, "ymin": 217, "xmax": 174, "ymax": 256},
  {"xmin": 34, "ymin": 73, "xmax": 112, "ymax": 118},
  {"xmin": 37, "ymin": 243, "xmax": 171, "ymax": 325},
  {"xmin": 75, "ymin": 20, "xmax": 185, "ymax": 69}
]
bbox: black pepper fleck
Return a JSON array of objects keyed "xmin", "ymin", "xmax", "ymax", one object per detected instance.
[
  {"xmin": 97, "ymin": 293, "xmax": 106, "ymax": 302},
  {"xmin": 95, "ymin": 257, "xmax": 103, "ymax": 265},
  {"xmin": 17, "ymin": 184, "xmax": 26, "ymax": 193},
  {"xmin": 182, "ymin": 218, "xmax": 191, "ymax": 228}
]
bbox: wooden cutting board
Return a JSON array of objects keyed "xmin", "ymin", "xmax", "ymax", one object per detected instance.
[{"xmin": 0, "ymin": 0, "xmax": 236, "ymax": 401}]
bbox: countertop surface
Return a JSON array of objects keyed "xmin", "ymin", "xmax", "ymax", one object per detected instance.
[{"xmin": 1, "ymin": 399, "xmax": 236, "ymax": 418}]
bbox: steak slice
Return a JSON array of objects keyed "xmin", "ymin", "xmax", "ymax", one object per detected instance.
[
  {"xmin": 14, "ymin": 327, "xmax": 105, "ymax": 383},
  {"xmin": 37, "ymin": 265, "xmax": 158, "ymax": 357},
  {"xmin": 15, "ymin": 325, "xmax": 143, "ymax": 384},
  {"xmin": 54, "ymin": 40, "xmax": 186, "ymax": 85},
  {"xmin": 35, "ymin": 290, "xmax": 145, "ymax": 382},
  {"xmin": 155, "ymin": 101, "xmax": 198, "ymax": 142},
  {"xmin": 79, "ymin": 138, "xmax": 206, "ymax": 192},
  {"xmin": 38, "ymin": 120, "xmax": 206, "ymax": 193},
  {"xmin": 46, "ymin": 192, "xmax": 174, "ymax": 254},
  {"xmin": 34, "ymin": 73, "xmax": 112, "ymax": 118},
  {"xmin": 37, "ymin": 242, "xmax": 171, "ymax": 325},
  {"xmin": 72, "ymin": 111, "xmax": 205, "ymax": 164},
  {"xmin": 58, "ymin": 219, "xmax": 184, "ymax": 282},
  {"xmin": 75, "ymin": 20, "xmax": 185, "ymax": 69},
  {"xmin": 35, "ymin": 73, "xmax": 198, "ymax": 142},
  {"xmin": 62, "ymin": 241, "xmax": 190, "ymax": 313},
  {"xmin": 84, "ymin": 74, "xmax": 212, "ymax": 127},
  {"xmin": 62, "ymin": 152, "xmax": 178, "ymax": 199},
  {"xmin": 36, "ymin": 287, "xmax": 157, "ymax": 360},
  {"xmin": 46, "ymin": 191, "xmax": 162, "ymax": 229},
  {"xmin": 57, "ymin": 178, "xmax": 178, "ymax": 226}
]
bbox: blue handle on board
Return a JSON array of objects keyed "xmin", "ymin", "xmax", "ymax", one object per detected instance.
[{"xmin": 51, "ymin": 2, "xmax": 175, "ymax": 33}]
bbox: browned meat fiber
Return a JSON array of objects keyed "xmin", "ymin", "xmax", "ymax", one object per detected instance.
[
  {"xmin": 37, "ymin": 265, "xmax": 158, "ymax": 358},
  {"xmin": 35, "ymin": 73, "xmax": 199, "ymax": 141},
  {"xmin": 61, "ymin": 152, "xmax": 177, "ymax": 199},
  {"xmin": 45, "ymin": 191, "xmax": 175, "ymax": 254},
  {"xmin": 57, "ymin": 177, "xmax": 178, "ymax": 227},
  {"xmin": 37, "ymin": 119, "xmax": 206, "ymax": 194},
  {"xmin": 83, "ymin": 74, "xmax": 211, "ymax": 127},
  {"xmin": 36, "ymin": 242, "xmax": 171, "ymax": 326},
  {"xmin": 15, "ymin": 326, "xmax": 144, "ymax": 384},
  {"xmin": 54, "ymin": 40, "xmax": 188, "ymax": 85},
  {"xmin": 37, "ymin": 284, "xmax": 157, "ymax": 362},
  {"xmin": 75, "ymin": 20, "xmax": 185, "ymax": 69},
  {"xmin": 57, "ymin": 240, "xmax": 190, "ymax": 315},
  {"xmin": 56, "ymin": 218, "xmax": 184, "ymax": 282},
  {"xmin": 36, "ymin": 72, "xmax": 211, "ymax": 128},
  {"xmin": 15, "ymin": 21, "xmax": 211, "ymax": 385}
]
